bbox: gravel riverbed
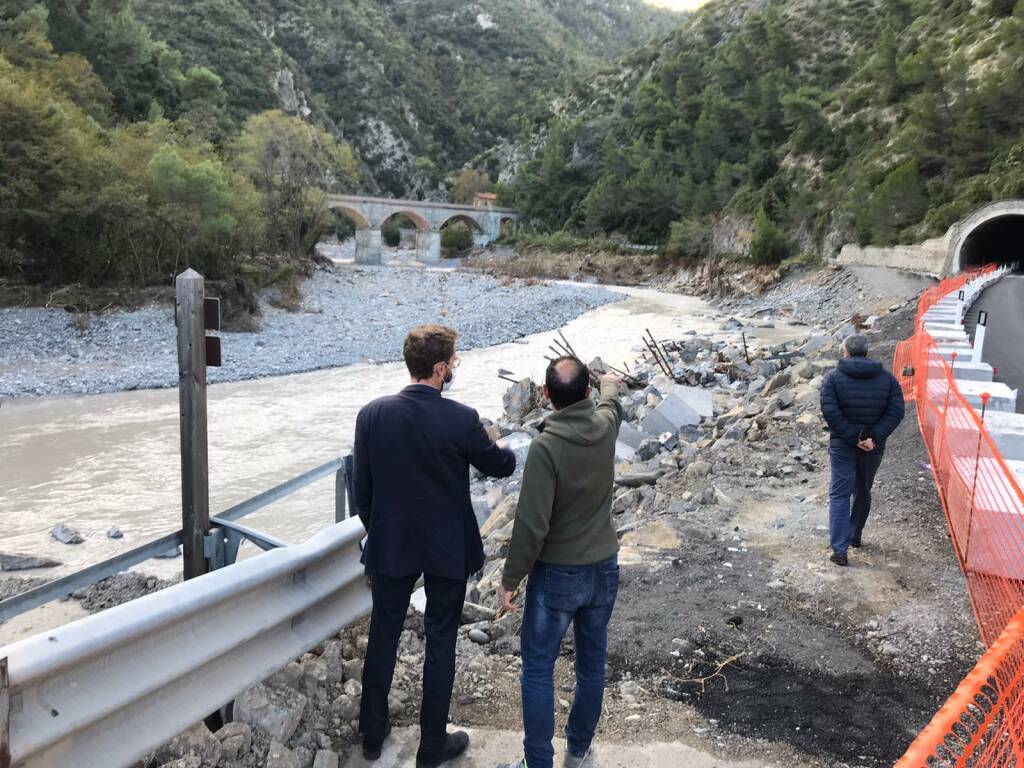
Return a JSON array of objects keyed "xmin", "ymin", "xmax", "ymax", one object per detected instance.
[{"xmin": 0, "ymin": 264, "xmax": 623, "ymax": 399}]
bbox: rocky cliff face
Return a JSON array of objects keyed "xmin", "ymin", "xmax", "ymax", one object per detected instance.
[{"xmin": 134, "ymin": 0, "xmax": 682, "ymax": 196}]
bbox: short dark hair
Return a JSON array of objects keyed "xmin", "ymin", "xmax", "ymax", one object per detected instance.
[
  {"xmin": 545, "ymin": 356, "xmax": 590, "ymax": 409},
  {"xmin": 845, "ymin": 334, "xmax": 869, "ymax": 357},
  {"xmin": 404, "ymin": 325, "xmax": 457, "ymax": 379}
]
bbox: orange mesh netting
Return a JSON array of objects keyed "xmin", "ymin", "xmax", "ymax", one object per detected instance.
[{"xmin": 896, "ymin": 266, "xmax": 1024, "ymax": 766}]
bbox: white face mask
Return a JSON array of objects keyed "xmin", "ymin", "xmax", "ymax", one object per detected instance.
[{"xmin": 441, "ymin": 365, "xmax": 456, "ymax": 392}]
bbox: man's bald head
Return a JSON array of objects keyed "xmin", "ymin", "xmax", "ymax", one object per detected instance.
[{"xmin": 545, "ymin": 356, "xmax": 591, "ymax": 410}]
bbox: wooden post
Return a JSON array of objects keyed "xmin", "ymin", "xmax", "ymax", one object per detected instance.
[
  {"xmin": 1, "ymin": 657, "xmax": 10, "ymax": 768},
  {"xmin": 176, "ymin": 269, "xmax": 210, "ymax": 581}
]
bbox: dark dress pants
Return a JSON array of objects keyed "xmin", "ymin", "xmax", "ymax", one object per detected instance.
[{"xmin": 359, "ymin": 571, "xmax": 467, "ymax": 759}]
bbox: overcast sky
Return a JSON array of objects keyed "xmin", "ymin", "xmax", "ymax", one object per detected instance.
[{"xmin": 646, "ymin": 0, "xmax": 709, "ymax": 9}]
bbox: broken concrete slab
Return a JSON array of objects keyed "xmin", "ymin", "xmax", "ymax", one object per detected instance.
[
  {"xmin": 760, "ymin": 370, "xmax": 791, "ymax": 396},
  {"xmin": 614, "ymin": 440, "xmax": 637, "ymax": 462},
  {"xmin": 0, "ymin": 552, "xmax": 61, "ymax": 571},
  {"xmin": 641, "ymin": 385, "xmax": 713, "ymax": 435},
  {"xmin": 617, "ymin": 422, "xmax": 647, "ymax": 448},
  {"xmin": 614, "ymin": 470, "xmax": 664, "ymax": 488}
]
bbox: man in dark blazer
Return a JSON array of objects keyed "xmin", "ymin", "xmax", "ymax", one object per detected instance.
[
  {"xmin": 354, "ymin": 324, "xmax": 516, "ymax": 767},
  {"xmin": 820, "ymin": 334, "xmax": 905, "ymax": 566}
]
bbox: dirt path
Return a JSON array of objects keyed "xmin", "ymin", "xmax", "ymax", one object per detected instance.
[
  {"xmin": 341, "ymin": 726, "xmax": 788, "ymax": 768},
  {"xmin": 443, "ymin": 302, "xmax": 979, "ymax": 768}
]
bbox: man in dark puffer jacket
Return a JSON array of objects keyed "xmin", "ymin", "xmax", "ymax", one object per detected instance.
[{"xmin": 820, "ymin": 334, "xmax": 905, "ymax": 566}]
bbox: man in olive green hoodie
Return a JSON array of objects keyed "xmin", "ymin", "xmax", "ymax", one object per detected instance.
[{"xmin": 497, "ymin": 357, "xmax": 622, "ymax": 768}]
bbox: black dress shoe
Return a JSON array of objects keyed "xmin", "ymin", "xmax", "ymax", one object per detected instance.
[
  {"xmin": 850, "ymin": 535, "xmax": 862, "ymax": 548},
  {"xmin": 416, "ymin": 731, "xmax": 470, "ymax": 768},
  {"xmin": 362, "ymin": 721, "xmax": 392, "ymax": 761},
  {"xmin": 830, "ymin": 551, "xmax": 848, "ymax": 566}
]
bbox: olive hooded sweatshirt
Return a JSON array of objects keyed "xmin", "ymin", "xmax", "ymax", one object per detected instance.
[{"xmin": 501, "ymin": 380, "xmax": 622, "ymax": 591}]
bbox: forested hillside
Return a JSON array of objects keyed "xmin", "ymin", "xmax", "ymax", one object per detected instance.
[
  {"xmin": 123, "ymin": 0, "xmax": 679, "ymax": 196},
  {"xmin": 507, "ymin": 0, "xmax": 1024, "ymax": 261},
  {"xmin": 0, "ymin": 0, "xmax": 677, "ymax": 288}
]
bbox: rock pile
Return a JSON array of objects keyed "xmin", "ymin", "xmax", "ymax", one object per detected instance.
[
  {"xmin": 466, "ymin": 326, "xmax": 842, "ymax": 613},
  {"xmin": 144, "ymin": 321, "xmax": 853, "ymax": 768}
]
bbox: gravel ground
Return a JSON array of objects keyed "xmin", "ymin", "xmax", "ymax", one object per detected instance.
[
  {"xmin": 0, "ymin": 264, "xmax": 622, "ymax": 399},
  {"xmin": 718, "ymin": 265, "xmax": 936, "ymax": 328}
]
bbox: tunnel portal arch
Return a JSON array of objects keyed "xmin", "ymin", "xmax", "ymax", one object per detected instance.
[{"xmin": 949, "ymin": 201, "xmax": 1024, "ymax": 272}]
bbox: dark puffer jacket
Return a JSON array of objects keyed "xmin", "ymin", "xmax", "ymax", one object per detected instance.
[{"xmin": 820, "ymin": 356, "xmax": 906, "ymax": 453}]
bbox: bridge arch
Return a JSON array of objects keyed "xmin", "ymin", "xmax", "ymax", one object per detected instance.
[
  {"xmin": 948, "ymin": 200, "xmax": 1024, "ymax": 272},
  {"xmin": 385, "ymin": 209, "xmax": 431, "ymax": 231},
  {"xmin": 440, "ymin": 213, "xmax": 483, "ymax": 232},
  {"xmin": 325, "ymin": 203, "xmax": 371, "ymax": 230}
]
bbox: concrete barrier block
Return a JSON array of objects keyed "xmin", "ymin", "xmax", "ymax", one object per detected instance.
[
  {"xmin": 951, "ymin": 360, "xmax": 994, "ymax": 383},
  {"xmin": 618, "ymin": 422, "xmax": 647, "ymax": 448},
  {"xmin": 986, "ymin": 411, "xmax": 1024, "ymax": 461},
  {"xmin": 641, "ymin": 385, "xmax": 713, "ymax": 435}
]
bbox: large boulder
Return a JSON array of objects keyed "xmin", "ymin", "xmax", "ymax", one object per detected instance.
[
  {"xmin": 502, "ymin": 379, "xmax": 541, "ymax": 424},
  {"xmin": 480, "ymin": 494, "xmax": 518, "ymax": 537},
  {"xmin": 234, "ymin": 683, "xmax": 307, "ymax": 743},
  {"xmin": 51, "ymin": 524, "xmax": 83, "ymax": 545},
  {"xmin": 500, "ymin": 432, "xmax": 534, "ymax": 475},
  {"xmin": 216, "ymin": 722, "xmax": 253, "ymax": 761},
  {"xmin": 266, "ymin": 741, "xmax": 302, "ymax": 768},
  {"xmin": 154, "ymin": 723, "xmax": 223, "ymax": 766}
]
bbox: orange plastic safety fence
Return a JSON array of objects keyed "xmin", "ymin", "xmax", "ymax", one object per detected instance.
[
  {"xmin": 896, "ymin": 607, "xmax": 1024, "ymax": 767},
  {"xmin": 896, "ymin": 266, "xmax": 1024, "ymax": 766}
]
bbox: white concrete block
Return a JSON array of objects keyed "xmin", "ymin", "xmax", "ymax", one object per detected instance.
[
  {"xmin": 951, "ymin": 360, "xmax": 995, "ymax": 383},
  {"xmin": 986, "ymin": 411, "xmax": 1024, "ymax": 461},
  {"xmin": 618, "ymin": 422, "xmax": 647, "ymax": 448},
  {"xmin": 641, "ymin": 385, "xmax": 713, "ymax": 435}
]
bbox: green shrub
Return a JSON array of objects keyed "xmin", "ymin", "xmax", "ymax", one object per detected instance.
[
  {"xmin": 441, "ymin": 223, "xmax": 473, "ymax": 251},
  {"xmin": 665, "ymin": 218, "xmax": 711, "ymax": 261},
  {"xmin": 750, "ymin": 208, "xmax": 790, "ymax": 265},
  {"xmin": 382, "ymin": 221, "xmax": 401, "ymax": 247}
]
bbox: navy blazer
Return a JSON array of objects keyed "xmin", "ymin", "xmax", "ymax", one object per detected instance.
[
  {"xmin": 820, "ymin": 357, "xmax": 905, "ymax": 453},
  {"xmin": 353, "ymin": 384, "xmax": 516, "ymax": 579}
]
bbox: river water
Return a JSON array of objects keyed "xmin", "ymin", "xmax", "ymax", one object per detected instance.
[{"xmin": 0, "ymin": 283, "xmax": 803, "ymax": 620}]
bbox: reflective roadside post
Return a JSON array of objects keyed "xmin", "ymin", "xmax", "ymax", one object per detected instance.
[{"xmin": 972, "ymin": 310, "xmax": 988, "ymax": 365}]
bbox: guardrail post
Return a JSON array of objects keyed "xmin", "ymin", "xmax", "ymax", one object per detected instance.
[
  {"xmin": 177, "ymin": 269, "xmax": 211, "ymax": 581},
  {"xmin": 1, "ymin": 657, "xmax": 10, "ymax": 768}
]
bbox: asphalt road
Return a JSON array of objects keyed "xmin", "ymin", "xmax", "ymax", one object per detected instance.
[{"xmin": 966, "ymin": 272, "xmax": 1024, "ymax": 413}]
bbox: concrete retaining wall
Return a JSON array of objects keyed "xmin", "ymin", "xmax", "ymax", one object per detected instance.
[{"xmin": 837, "ymin": 239, "xmax": 948, "ymax": 275}]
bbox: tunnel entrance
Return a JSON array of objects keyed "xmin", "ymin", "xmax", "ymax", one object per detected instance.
[{"xmin": 959, "ymin": 214, "xmax": 1024, "ymax": 270}]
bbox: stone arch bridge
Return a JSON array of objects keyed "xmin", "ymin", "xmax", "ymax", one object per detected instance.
[{"xmin": 325, "ymin": 194, "xmax": 519, "ymax": 264}]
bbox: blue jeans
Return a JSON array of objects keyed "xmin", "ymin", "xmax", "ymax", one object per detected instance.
[
  {"xmin": 829, "ymin": 442, "xmax": 883, "ymax": 554},
  {"xmin": 520, "ymin": 557, "xmax": 619, "ymax": 768}
]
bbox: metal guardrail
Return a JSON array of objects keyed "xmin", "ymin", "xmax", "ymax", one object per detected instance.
[
  {"xmin": 0, "ymin": 458, "xmax": 351, "ymax": 623},
  {"xmin": 0, "ymin": 516, "xmax": 371, "ymax": 768}
]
